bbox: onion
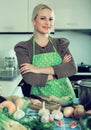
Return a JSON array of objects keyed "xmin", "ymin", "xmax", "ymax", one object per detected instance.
[
  {"xmin": 63, "ymin": 106, "xmax": 74, "ymax": 117},
  {"xmin": 73, "ymin": 105, "xmax": 85, "ymax": 119},
  {"xmin": 85, "ymin": 110, "xmax": 91, "ymax": 114}
]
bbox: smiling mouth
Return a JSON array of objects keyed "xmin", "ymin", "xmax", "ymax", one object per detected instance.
[{"xmin": 43, "ymin": 26, "xmax": 51, "ymax": 30}]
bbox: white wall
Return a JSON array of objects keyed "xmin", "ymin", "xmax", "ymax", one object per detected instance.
[
  {"xmin": 0, "ymin": 31, "xmax": 91, "ymax": 68},
  {"xmin": 0, "ymin": 34, "xmax": 32, "ymax": 68},
  {"xmin": 54, "ymin": 31, "xmax": 91, "ymax": 65}
]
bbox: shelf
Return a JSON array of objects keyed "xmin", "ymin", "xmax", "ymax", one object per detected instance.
[
  {"xmin": 55, "ymin": 29, "xmax": 91, "ymax": 35},
  {"xmin": 76, "ymin": 72, "xmax": 91, "ymax": 76},
  {"xmin": 69, "ymin": 73, "xmax": 91, "ymax": 81}
]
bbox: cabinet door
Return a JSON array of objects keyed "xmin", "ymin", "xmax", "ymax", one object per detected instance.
[
  {"xmin": 28, "ymin": 0, "xmax": 54, "ymax": 33},
  {"xmin": 0, "ymin": 0, "xmax": 28, "ymax": 32},
  {"xmin": 54, "ymin": 0, "xmax": 91, "ymax": 29}
]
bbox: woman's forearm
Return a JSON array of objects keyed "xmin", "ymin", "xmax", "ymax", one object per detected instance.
[
  {"xmin": 38, "ymin": 54, "xmax": 71, "ymax": 75},
  {"xmin": 20, "ymin": 54, "xmax": 71, "ymax": 75},
  {"xmin": 20, "ymin": 63, "xmax": 55, "ymax": 75},
  {"xmin": 37, "ymin": 66, "xmax": 55, "ymax": 75}
]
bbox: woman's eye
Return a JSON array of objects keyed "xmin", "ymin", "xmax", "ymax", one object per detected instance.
[
  {"xmin": 40, "ymin": 17, "xmax": 45, "ymax": 20},
  {"xmin": 40, "ymin": 17, "xmax": 53, "ymax": 21},
  {"xmin": 49, "ymin": 18, "xmax": 53, "ymax": 21}
]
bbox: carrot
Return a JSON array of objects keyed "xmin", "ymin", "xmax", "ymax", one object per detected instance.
[{"xmin": 7, "ymin": 96, "xmax": 30, "ymax": 111}]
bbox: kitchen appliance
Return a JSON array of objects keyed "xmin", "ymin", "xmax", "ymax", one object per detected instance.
[
  {"xmin": 76, "ymin": 79, "xmax": 91, "ymax": 111},
  {"xmin": 4, "ymin": 57, "xmax": 16, "ymax": 69},
  {"xmin": 78, "ymin": 62, "xmax": 91, "ymax": 72},
  {"xmin": 0, "ymin": 56, "xmax": 19, "ymax": 80},
  {"xmin": 0, "ymin": 68, "xmax": 19, "ymax": 80}
]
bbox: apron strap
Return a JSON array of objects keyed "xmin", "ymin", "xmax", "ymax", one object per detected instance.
[
  {"xmin": 48, "ymin": 36, "xmax": 57, "ymax": 52},
  {"xmin": 33, "ymin": 37, "xmax": 35, "ymax": 57},
  {"xmin": 33, "ymin": 36, "xmax": 57, "ymax": 56}
]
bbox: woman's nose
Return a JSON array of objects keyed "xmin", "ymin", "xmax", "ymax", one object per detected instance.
[{"xmin": 45, "ymin": 19, "xmax": 50, "ymax": 25}]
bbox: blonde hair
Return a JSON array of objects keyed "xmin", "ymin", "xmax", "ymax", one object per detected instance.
[{"xmin": 31, "ymin": 4, "xmax": 53, "ymax": 21}]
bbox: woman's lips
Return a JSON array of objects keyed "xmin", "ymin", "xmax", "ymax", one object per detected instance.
[{"xmin": 43, "ymin": 26, "xmax": 50, "ymax": 30}]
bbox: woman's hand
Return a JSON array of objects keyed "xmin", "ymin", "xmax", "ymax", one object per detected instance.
[
  {"xmin": 20, "ymin": 63, "xmax": 55, "ymax": 75},
  {"xmin": 20, "ymin": 63, "xmax": 39, "ymax": 74},
  {"xmin": 47, "ymin": 75, "xmax": 54, "ymax": 81},
  {"xmin": 47, "ymin": 54, "xmax": 72, "ymax": 81},
  {"xmin": 63, "ymin": 54, "xmax": 71, "ymax": 63},
  {"xmin": 20, "ymin": 63, "xmax": 54, "ymax": 81}
]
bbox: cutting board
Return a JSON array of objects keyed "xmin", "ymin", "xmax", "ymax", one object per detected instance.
[
  {"xmin": 28, "ymin": 95, "xmax": 60, "ymax": 112},
  {"xmin": 29, "ymin": 102, "xmax": 60, "ymax": 112}
]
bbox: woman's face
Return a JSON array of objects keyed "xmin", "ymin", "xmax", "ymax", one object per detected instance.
[{"xmin": 33, "ymin": 8, "xmax": 54, "ymax": 34}]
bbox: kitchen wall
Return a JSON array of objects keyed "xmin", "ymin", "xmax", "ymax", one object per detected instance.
[
  {"xmin": 0, "ymin": 34, "xmax": 31, "ymax": 68},
  {"xmin": 0, "ymin": 31, "xmax": 91, "ymax": 68},
  {"xmin": 54, "ymin": 31, "xmax": 91, "ymax": 65}
]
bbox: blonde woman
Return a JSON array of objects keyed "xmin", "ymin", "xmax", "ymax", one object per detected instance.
[{"xmin": 14, "ymin": 4, "xmax": 77, "ymax": 98}]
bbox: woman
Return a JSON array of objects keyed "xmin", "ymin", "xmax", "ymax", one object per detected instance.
[{"xmin": 14, "ymin": 4, "xmax": 77, "ymax": 98}]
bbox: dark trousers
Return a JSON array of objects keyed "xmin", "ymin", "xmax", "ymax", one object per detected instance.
[{"xmin": 18, "ymin": 79, "xmax": 31, "ymax": 97}]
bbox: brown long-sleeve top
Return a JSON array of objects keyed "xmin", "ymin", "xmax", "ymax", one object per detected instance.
[{"xmin": 14, "ymin": 36, "xmax": 77, "ymax": 86}]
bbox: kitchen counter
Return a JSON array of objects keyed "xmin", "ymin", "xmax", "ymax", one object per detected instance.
[
  {"xmin": 0, "ymin": 74, "xmax": 22, "ymax": 97},
  {"xmin": 76, "ymin": 72, "xmax": 91, "ymax": 75},
  {"xmin": 54, "ymin": 118, "xmax": 81, "ymax": 130},
  {"xmin": 23, "ymin": 109, "xmax": 81, "ymax": 130},
  {"xmin": 69, "ymin": 72, "xmax": 91, "ymax": 82}
]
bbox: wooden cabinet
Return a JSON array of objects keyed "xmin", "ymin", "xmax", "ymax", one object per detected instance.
[
  {"xmin": 0, "ymin": 0, "xmax": 54, "ymax": 33},
  {"xmin": 0, "ymin": 0, "xmax": 28, "ymax": 32},
  {"xmin": 54, "ymin": 0, "xmax": 91, "ymax": 29},
  {"xmin": 0, "ymin": 0, "xmax": 91, "ymax": 32}
]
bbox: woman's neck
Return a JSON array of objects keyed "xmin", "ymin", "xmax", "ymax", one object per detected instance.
[{"xmin": 33, "ymin": 33, "xmax": 49, "ymax": 47}]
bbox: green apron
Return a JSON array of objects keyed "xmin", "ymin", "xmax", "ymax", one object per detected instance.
[{"xmin": 31, "ymin": 37, "xmax": 76, "ymax": 98}]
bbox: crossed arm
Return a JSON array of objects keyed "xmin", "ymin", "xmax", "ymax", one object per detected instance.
[{"xmin": 19, "ymin": 54, "xmax": 71, "ymax": 81}]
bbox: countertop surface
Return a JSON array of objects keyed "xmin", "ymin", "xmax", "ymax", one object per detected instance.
[
  {"xmin": 54, "ymin": 118, "xmax": 81, "ymax": 130},
  {"xmin": 0, "ymin": 74, "xmax": 22, "ymax": 97},
  {"xmin": 0, "ymin": 72, "xmax": 91, "ymax": 98},
  {"xmin": 76, "ymin": 72, "xmax": 91, "ymax": 75},
  {"xmin": 24, "ymin": 109, "xmax": 81, "ymax": 130}
]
